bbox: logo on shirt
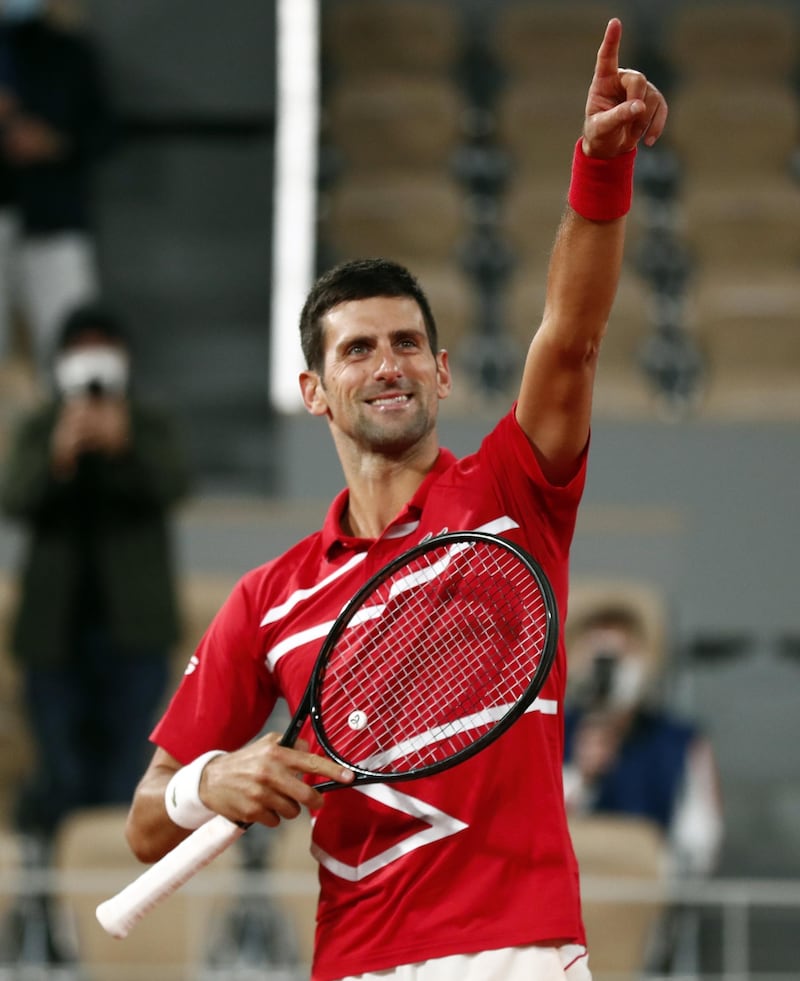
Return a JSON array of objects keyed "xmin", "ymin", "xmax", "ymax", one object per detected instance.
[{"xmin": 311, "ymin": 784, "xmax": 468, "ymax": 882}]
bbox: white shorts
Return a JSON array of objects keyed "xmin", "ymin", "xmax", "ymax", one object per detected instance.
[{"xmin": 335, "ymin": 944, "xmax": 591, "ymax": 981}]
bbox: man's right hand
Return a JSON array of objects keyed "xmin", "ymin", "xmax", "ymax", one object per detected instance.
[{"xmin": 199, "ymin": 733, "xmax": 355, "ymax": 828}]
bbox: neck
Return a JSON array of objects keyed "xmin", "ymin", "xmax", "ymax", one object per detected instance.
[{"xmin": 337, "ymin": 442, "xmax": 440, "ymax": 540}]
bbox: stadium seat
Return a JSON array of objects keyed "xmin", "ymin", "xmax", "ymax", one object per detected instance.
[
  {"xmin": 665, "ymin": 2, "xmax": 798, "ymax": 82},
  {"xmin": 53, "ymin": 806, "xmax": 239, "ymax": 981},
  {"xmin": 669, "ymin": 80, "xmax": 799, "ymax": 186},
  {"xmin": 494, "ymin": 80, "xmax": 586, "ymax": 183},
  {"xmin": 323, "ymin": 0, "xmax": 462, "ymax": 80},
  {"xmin": 681, "ymin": 181, "xmax": 800, "ymax": 275},
  {"xmin": 0, "ymin": 826, "xmax": 22, "ymax": 923},
  {"xmin": 569, "ymin": 813, "xmax": 667, "ymax": 981},
  {"xmin": 491, "ymin": 2, "xmax": 630, "ymax": 82},
  {"xmin": 324, "ymin": 75, "xmax": 466, "ymax": 175},
  {"xmin": 689, "ymin": 272, "xmax": 800, "ymax": 419},
  {"xmin": 321, "ymin": 174, "xmax": 469, "ymax": 267},
  {"xmin": 498, "ymin": 178, "xmax": 572, "ymax": 269}
]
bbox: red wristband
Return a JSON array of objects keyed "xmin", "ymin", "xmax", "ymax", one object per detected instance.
[{"xmin": 568, "ymin": 138, "xmax": 637, "ymax": 221}]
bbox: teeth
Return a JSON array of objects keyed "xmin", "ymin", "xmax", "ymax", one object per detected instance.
[{"xmin": 371, "ymin": 395, "xmax": 409, "ymax": 406}]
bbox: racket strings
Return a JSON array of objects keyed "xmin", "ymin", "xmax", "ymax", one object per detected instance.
[{"xmin": 316, "ymin": 540, "xmax": 551, "ymax": 776}]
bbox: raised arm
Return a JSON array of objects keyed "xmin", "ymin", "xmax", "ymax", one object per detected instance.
[{"xmin": 515, "ymin": 18, "xmax": 668, "ymax": 484}]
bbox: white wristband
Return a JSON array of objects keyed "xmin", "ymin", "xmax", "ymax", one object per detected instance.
[{"xmin": 165, "ymin": 750, "xmax": 227, "ymax": 830}]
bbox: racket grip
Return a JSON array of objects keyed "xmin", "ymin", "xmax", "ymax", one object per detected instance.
[{"xmin": 95, "ymin": 814, "xmax": 246, "ymax": 938}]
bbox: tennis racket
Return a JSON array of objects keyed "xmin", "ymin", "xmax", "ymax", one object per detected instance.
[{"xmin": 96, "ymin": 530, "xmax": 558, "ymax": 938}]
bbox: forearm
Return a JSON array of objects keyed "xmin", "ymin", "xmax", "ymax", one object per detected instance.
[
  {"xmin": 516, "ymin": 180, "xmax": 630, "ymax": 479},
  {"xmin": 126, "ymin": 759, "xmax": 189, "ymax": 864},
  {"xmin": 540, "ymin": 204, "xmax": 627, "ymax": 358}
]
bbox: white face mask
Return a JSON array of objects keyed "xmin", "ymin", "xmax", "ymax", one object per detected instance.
[
  {"xmin": 603, "ymin": 654, "xmax": 647, "ymax": 710},
  {"xmin": 54, "ymin": 347, "xmax": 129, "ymax": 398},
  {"xmin": 2, "ymin": 0, "xmax": 46, "ymax": 23}
]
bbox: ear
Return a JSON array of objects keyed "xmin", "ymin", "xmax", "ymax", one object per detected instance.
[
  {"xmin": 299, "ymin": 370, "xmax": 328, "ymax": 416},
  {"xmin": 435, "ymin": 349, "xmax": 452, "ymax": 400}
]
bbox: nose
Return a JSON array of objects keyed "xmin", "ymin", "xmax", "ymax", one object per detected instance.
[{"xmin": 374, "ymin": 352, "xmax": 402, "ymax": 380}]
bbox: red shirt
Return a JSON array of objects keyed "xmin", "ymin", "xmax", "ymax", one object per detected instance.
[{"xmin": 152, "ymin": 409, "xmax": 588, "ymax": 979}]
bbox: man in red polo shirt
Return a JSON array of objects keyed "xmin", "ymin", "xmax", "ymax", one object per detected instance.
[{"xmin": 125, "ymin": 18, "xmax": 667, "ymax": 981}]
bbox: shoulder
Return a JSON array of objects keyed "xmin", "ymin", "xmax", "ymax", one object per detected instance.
[{"xmin": 232, "ymin": 529, "xmax": 329, "ymax": 607}]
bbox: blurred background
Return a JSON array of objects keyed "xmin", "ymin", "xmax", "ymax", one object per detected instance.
[{"xmin": 0, "ymin": 0, "xmax": 799, "ymax": 978}]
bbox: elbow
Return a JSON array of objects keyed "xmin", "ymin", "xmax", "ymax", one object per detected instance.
[
  {"xmin": 124, "ymin": 813, "xmax": 154, "ymax": 864},
  {"xmin": 536, "ymin": 313, "xmax": 607, "ymax": 369},
  {"xmin": 125, "ymin": 808, "xmax": 177, "ymax": 865}
]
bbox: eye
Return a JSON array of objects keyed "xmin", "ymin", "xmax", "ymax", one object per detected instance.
[{"xmin": 396, "ymin": 335, "xmax": 421, "ymax": 351}]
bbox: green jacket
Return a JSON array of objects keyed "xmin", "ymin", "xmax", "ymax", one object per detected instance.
[{"xmin": 1, "ymin": 399, "xmax": 191, "ymax": 666}]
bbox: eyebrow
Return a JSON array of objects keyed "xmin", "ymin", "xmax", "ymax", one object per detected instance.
[{"xmin": 336, "ymin": 326, "xmax": 427, "ymax": 351}]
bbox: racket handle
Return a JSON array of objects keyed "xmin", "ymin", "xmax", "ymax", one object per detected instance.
[{"xmin": 95, "ymin": 814, "xmax": 246, "ymax": 938}]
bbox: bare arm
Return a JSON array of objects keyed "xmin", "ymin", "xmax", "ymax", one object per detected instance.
[
  {"xmin": 516, "ymin": 18, "xmax": 668, "ymax": 484},
  {"xmin": 126, "ymin": 736, "xmax": 353, "ymax": 864}
]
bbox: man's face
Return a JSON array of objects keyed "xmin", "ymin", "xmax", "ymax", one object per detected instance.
[{"xmin": 300, "ymin": 296, "xmax": 451, "ymax": 457}]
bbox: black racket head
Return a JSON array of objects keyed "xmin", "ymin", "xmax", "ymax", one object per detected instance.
[{"xmin": 308, "ymin": 531, "xmax": 558, "ymax": 785}]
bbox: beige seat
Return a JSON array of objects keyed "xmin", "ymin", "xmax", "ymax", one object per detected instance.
[
  {"xmin": 53, "ymin": 806, "xmax": 239, "ymax": 981},
  {"xmin": 324, "ymin": 75, "xmax": 466, "ymax": 175},
  {"xmin": 687, "ymin": 271, "xmax": 800, "ymax": 419},
  {"xmin": 569, "ymin": 814, "xmax": 667, "ymax": 981},
  {"xmin": 0, "ymin": 826, "xmax": 23, "ymax": 923},
  {"xmin": 321, "ymin": 174, "xmax": 469, "ymax": 267},
  {"xmin": 666, "ymin": 2, "xmax": 798, "ymax": 82},
  {"xmin": 411, "ymin": 262, "xmax": 475, "ymax": 355},
  {"xmin": 681, "ymin": 181, "xmax": 800, "ymax": 276},
  {"xmin": 498, "ymin": 178, "xmax": 575, "ymax": 268},
  {"xmin": 494, "ymin": 82, "xmax": 586, "ymax": 183},
  {"xmin": 323, "ymin": 0, "xmax": 462, "ymax": 79},
  {"xmin": 492, "ymin": 2, "xmax": 630, "ymax": 82},
  {"xmin": 669, "ymin": 79, "xmax": 799, "ymax": 185}
]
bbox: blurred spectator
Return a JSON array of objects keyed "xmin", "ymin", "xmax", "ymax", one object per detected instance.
[
  {"xmin": 0, "ymin": 301, "xmax": 190, "ymax": 840},
  {"xmin": 563, "ymin": 599, "xmax": 724, "ymax": 879},
  {"xmin": 0, "ymin": 0, "xmax": 116, "ymax": 374}
]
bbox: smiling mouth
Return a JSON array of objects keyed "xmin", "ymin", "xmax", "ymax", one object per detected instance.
[{"xmin": 367, "ymin": 394, "xmax": 412, "ymax": 408}]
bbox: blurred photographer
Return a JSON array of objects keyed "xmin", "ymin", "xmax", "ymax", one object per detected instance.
[
  {"xmin": 563, "ymin": 599, "xmax": 723, "ymax": 878},
  {"xmin": 0, "ymin": 301, "xmax": 190, "ymax": 840}
]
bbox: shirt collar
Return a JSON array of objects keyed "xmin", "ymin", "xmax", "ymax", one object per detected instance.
[{"xmin": 321, "ymin": 447, "xmax": 458, "ymax": 557}]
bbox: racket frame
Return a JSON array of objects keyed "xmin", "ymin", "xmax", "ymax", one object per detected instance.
[{"xmin": 283, "ymin": 530, "xmax": 559, "ymax": 789}]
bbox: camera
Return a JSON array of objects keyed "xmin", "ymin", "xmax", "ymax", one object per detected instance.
[
  {"xmin": 577, "ymin": 651, "xmax": 619, "ymax": 709},
  {"xmin": 575, "ymin": 648, "xmax": 647, "ymax": 712}
]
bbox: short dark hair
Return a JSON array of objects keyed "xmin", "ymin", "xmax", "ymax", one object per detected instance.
[
  {"xmin": 299, "ymin": 258, "xmax": 439, "ymax": 372},
  {"xmin": 56, "ymin": 301, "xmax": 129, "ymax": 353},
  {"xmin": 574, "ymin": 604, "xmax": 646, "ymax": 640}
]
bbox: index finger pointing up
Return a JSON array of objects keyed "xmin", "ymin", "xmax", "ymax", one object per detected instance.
[{"xmin": 594, "ymin": 17, "xmax": 622, "ymax": 78}]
